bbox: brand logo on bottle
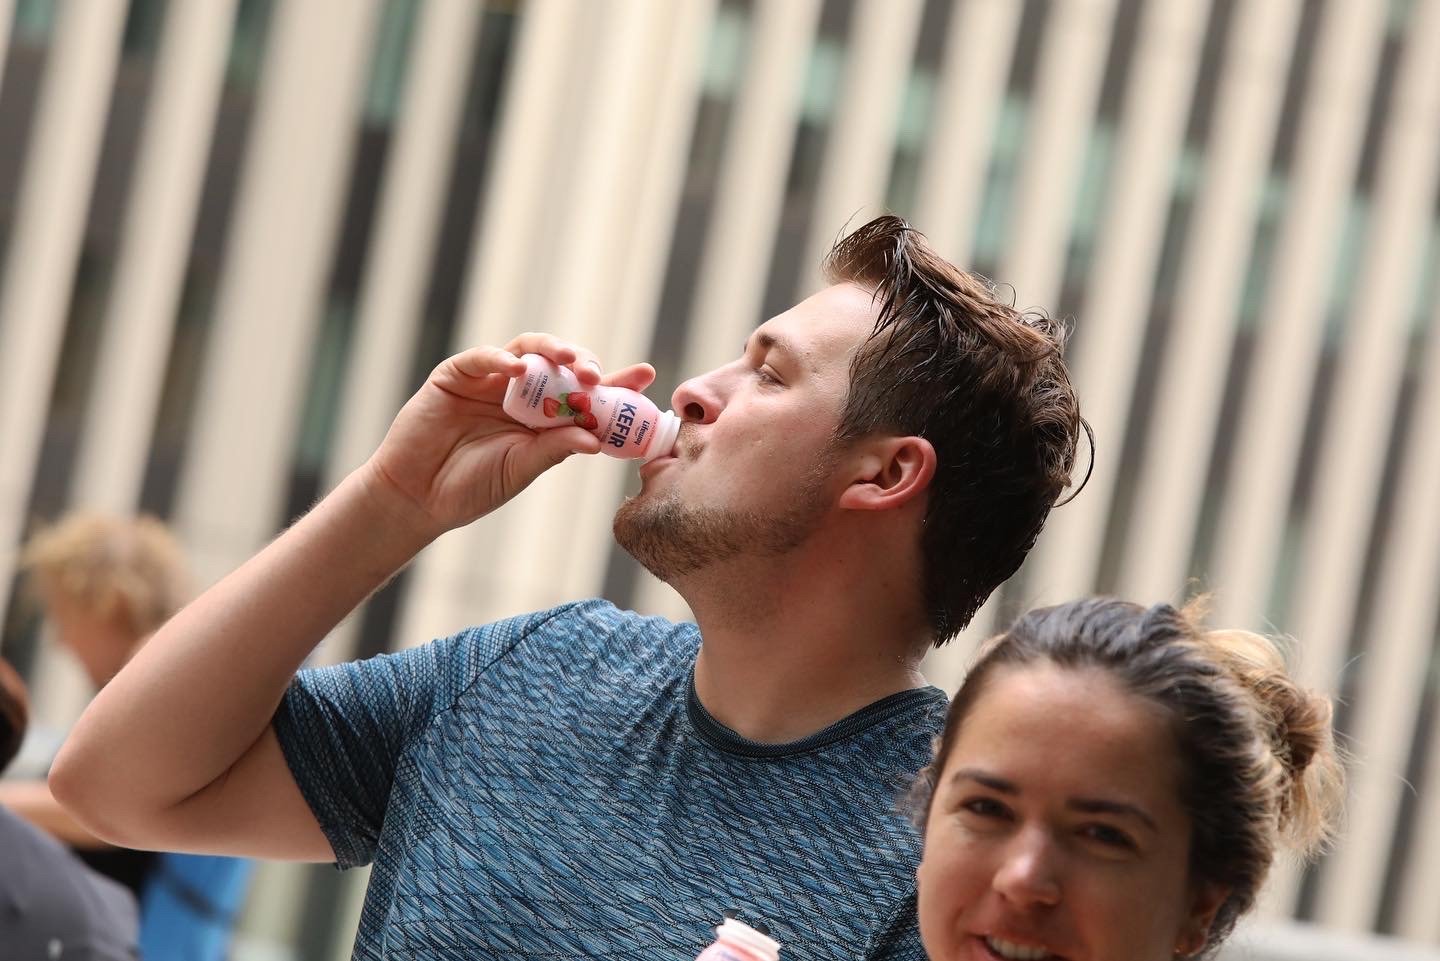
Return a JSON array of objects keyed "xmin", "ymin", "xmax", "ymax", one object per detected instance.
[{"xmin": 608, "ymin": 403, "xmax": 638, "ymax": 448}]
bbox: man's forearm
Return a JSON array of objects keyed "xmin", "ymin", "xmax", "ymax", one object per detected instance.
[{"xmin": 50, "ymin": 464, "xmax": 436, "ymax": 836}]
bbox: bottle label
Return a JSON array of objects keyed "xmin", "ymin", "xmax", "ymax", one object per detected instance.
[
  {"xmin": 604, "ymin": 401, "xmax": 656, "ymax": 451},
  {"xmin": 516, "ymin": 371, "xmax": 550, "ymax": 413},
  {"xmin": 503, "ymin": 355, "xmax": 662, "ymax": 459},
  {"xmin": 536, "ymin": 390, "xmax": 657, "ymax": 456}
]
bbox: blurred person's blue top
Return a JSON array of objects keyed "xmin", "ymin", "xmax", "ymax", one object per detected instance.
[
  {"xmin": 139, "ymin": 852, "xmax": 255, "ymax": 961},
  {"xmin": 273, "ymin": 599, "xmax": 945, "ymax": 961}
]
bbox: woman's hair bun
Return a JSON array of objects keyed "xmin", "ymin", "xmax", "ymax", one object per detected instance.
[{"xmin": 1191, "ymin": 608, "xmax": 1346, "ymax": 858}]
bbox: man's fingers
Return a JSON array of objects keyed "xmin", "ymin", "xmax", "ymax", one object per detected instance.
[
  {"xmin": 520, "ymin": 425, "xmax": 602, "ymax": 475},
  {"xmin": 446, "ymin": 339, "xmax": 653, "ymax": 400},
  {"xmin": 494, "ymin": 333, "xmax": 608, "ymax": 385},
  {"xmin": 501, "ymin": 332, "xmax": 585, "ymax": 371},
  {"xmin": 601, "ymin": 363, "xmax": 656, "ymax": 394},
  {"xmin": 566, "ymin": 347, "xmax": 604, "ymax": 386},
  {"xmin": 445, "ymin": 346, "xmax": 526, "ymax": 382}
]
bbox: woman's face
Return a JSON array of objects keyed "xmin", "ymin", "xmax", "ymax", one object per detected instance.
[{"xmin": 917, "ymin": 663, "xmax": 1225, "ymax": 961}]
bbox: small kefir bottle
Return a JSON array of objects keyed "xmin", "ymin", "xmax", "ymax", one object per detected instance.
[
  {"xmin": 502, "ymin": 353, "xmax": 679, "ymax": 462},
  {"xmin": 695, "ymin": 918, "xmax": 780, "ymax": 961}
]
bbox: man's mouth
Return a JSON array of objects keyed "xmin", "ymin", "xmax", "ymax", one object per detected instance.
[
  {"xmin": 672, "ymin": 427, "xmax": 703, "ymax": 461},
  {"xmin": 638, "ymin": 453, "xmax": 677, "ymax": 479}
]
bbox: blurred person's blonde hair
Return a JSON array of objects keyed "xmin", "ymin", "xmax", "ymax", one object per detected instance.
[{"xmin": 20, "ymin": 513, "xmax": 192, "ymax": 637}]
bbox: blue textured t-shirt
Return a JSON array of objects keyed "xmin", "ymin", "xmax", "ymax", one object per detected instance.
[{"xmin": 274, "ymin": 600, "xmax": 946, "ymax": 960}]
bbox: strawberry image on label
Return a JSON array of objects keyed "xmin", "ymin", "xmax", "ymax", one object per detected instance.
[
  {"xmin": 542, "ymin": 397, "xmax": 561, "ymax": 418},
  {"xmin": 564, "ymin": 391, "xmax": 592, "ymax": 413},
  {"xmin": 575, "ymin": 412, "xmax": 599, "ymax": 431}
]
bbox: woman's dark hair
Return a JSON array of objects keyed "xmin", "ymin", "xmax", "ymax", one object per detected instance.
[
  {"xmin": 0, "ymin": 657, "xmax": 29, "ymax": 774},
  {"xmin": 914, "ymin": 597, "xmax": 1344, "ymax": 958},
  {"xmin": 824, "ymin": 216, "xmax": 1090, "ymax": 643}
]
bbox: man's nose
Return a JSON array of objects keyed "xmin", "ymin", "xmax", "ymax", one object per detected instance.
[
  {"xmin": 992, "ymin": 829, "xmax": 1063, "ymax": 909},
  {"xmin": 671, "ymin": 371, "xmax": 726, "ymax": 424}
]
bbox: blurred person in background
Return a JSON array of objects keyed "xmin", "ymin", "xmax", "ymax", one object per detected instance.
[
  {"xmin": 913, "ymin": 598, "xmax": 1344, "ymax": 961},
  {"xmin": 0, "ymin": 655, "xmax": 139, "ymax": 959},
  {"xmin": 53, "ymin": 217, "xmax": 1088, "ymax": 959},
  {"xmin": 6, "ymin": 513, "xmax": 254, "ymax": 961}
]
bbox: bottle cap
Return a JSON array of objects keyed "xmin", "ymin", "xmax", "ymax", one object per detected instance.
[{"xmin": 644, "ymin": 409, "xmax": 681, "ymax": 462}]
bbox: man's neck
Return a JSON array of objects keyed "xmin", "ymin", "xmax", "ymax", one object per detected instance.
[{"xmin": 676, "ymin": 550, "xmax": 931, "ymax": 744}]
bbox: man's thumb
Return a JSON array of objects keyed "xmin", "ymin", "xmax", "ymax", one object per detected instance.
[{"xmin": 526, "ymin": 425, "xmax": 602, "ymax": 472}]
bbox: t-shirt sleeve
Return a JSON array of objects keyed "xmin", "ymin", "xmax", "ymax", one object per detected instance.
[
  {"xmin": 271, "ymin": 616, "xmax": 526, "ymax": 869},
  {"xmin": 862, "ymin": 890, "xmax": 927, "ymax": 961}
]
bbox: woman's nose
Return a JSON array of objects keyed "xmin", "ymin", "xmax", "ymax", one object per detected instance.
[
  {"xmin": 992, "ymin": 830, "xmax": 1063, "ymax": 908},
  {"xmin": 671, "ymin": 371, "xmax": 725, "ymax": 424}
]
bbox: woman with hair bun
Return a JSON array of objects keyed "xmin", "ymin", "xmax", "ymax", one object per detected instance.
[{"xmin": 914, "ymin": 597, "xmax": 1344, "ymax": 961}]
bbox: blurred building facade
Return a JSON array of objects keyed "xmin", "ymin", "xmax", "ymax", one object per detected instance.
[{"xmin": 0, "ymin": 0, "xmax": 1436, "ymax": 957}]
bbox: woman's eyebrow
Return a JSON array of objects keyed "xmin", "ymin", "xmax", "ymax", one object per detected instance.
[
  {"xmin": 946, "ymin": 768, "xmax": 1161, "ymax": 833},
  {"xmin": 946, "ymin": 767, "xmax": 1018, "ymax": 794},
  {"xmin": 1067, "ymin": 797, "xmax": 1159, "ymax": 833}
]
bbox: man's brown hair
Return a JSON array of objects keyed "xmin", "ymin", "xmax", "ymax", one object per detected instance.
[{"xmin": 826, "ymin": 216, "xmax": 1088, "ymax": 643}]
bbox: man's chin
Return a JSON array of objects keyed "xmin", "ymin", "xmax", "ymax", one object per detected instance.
[
  {"xmin": 613, "ymin": 493, "xmax": 677, "ymax": 576},
  {"xmin": 613, "ymin": 492, "xmax": 740, "ymax": 583},
  {"xmin": 613, "ymin": 491, "xmax": 827, "ymax": 586}
]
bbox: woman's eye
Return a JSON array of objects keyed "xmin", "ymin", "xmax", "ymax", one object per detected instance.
[
  {"xmin": 960, "ymin": 797, "xmax": 1011, "ymax": 820},
  {"xmin": 1082, "ymin": 824, "xmax": 1136, "ymax": 850},
  {"xmin": 755, "ymin": 367, "xmax": 781, "ymax": 385}
]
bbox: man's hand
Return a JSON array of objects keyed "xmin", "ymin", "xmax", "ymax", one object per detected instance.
[{"xmin": 363, "ymin": 333, "xmax": 656, "ymax": 537}]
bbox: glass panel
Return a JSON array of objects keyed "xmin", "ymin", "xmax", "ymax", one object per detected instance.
[
  {"xmin": 882, "ymin": 65, "xmax": 934, "ymax": 215},
  {"xmin": 968, "ymin": 93, "xmax": 1026, "ymax": 275},
  {"xmin": 362, "ymin": 0, "xmax": 420, "ymax": 127},
  {"xmin": 757, "ymin": 0, "xmax": 855, "ymax": 323},
  {"xmin": 121, "ymin": 0, "xmax": 168, "ymax": 59},
  {"xmin": 139, "ymin": 0, "xmax": 280, "ymax": 518},
  {"xmin": 11, "ymin": 0, "xmax": 57, "ymax": 45}
]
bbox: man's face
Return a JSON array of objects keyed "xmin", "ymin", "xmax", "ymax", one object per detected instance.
[{"xmin": 613, "ymin": 283, "xmax": 879, "ymax": 581}]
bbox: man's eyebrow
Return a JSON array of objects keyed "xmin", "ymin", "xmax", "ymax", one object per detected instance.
[
  {"xmin": 1067, "ymin": 797, "xmax": 1159, "ymax": 832},
  {"xmin": 744, "ymin": 330, "xmax": 798, "ymax": 361}
]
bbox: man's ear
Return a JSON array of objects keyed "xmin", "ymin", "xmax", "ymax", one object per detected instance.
[
  {"xmin": 1175, "ymin": 883, "xmax": 1229, "ymax": 958},
  {"xmin": 837, "ymin": 436, "xmax": 935, "ymax": 511}
]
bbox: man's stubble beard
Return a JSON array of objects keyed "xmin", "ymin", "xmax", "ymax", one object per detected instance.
[{"xmin": 612, "ymin": 453, "xmax": 836, "ymax": 582}]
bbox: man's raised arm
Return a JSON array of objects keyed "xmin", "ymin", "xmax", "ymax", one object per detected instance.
[{"xmin": 50, "ymin": 337, "xmax": 651, "ymax": 860}]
